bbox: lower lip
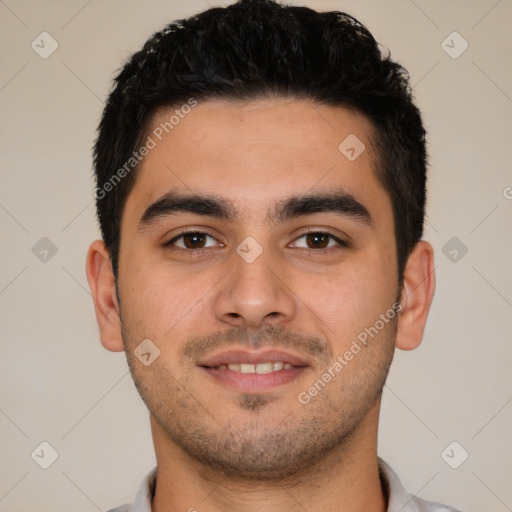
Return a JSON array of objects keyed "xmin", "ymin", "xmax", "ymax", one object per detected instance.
[{"xmin": 201, "ymin": 366, "xmax": 307, "ymax": 392}]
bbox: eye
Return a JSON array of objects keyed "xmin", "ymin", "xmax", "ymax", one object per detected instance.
[
  {"xmin": 165, "ymin": 230, "xmax": 346, "ymax": 251},
  {"xmin": 291, "ymin": 231, "xmax": 347, "ymax": 250},
  {"xmin": 166, "ymin": 231, "xmax": 221, "ymax": 250}
]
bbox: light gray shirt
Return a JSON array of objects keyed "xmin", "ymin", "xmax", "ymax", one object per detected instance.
[{"xmin": 107, "ymin": 458, "xmax": 462, "ymax": 512}]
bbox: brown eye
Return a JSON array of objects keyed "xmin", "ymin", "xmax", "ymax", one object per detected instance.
[
  {"xmin": 305, "ymin": 233, "xmax": 330, "ymax": 249},
  {"xmin": 167, "ymin": 232, "xmax": 219, "ymax": 250},
  {"xmin": 292, "ymin": 231, "xmax": 346, "ymax": 250},
  {"xmin": 182, "ymin": 233, "xmax": 207, "ymax": 248}
]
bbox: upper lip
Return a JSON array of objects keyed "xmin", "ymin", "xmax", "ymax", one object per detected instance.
[{"xmin": 198, "ymin": 349, "xmax": 310, "ymax": 368}]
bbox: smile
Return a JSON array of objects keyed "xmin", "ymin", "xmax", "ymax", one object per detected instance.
[
  {"xmin": 198, "ymin": 349, "xmax": 310, "ymax": 392},
  {"xmin": 213, "ymin": 362, "xmax": 295, "ymax": 373}
]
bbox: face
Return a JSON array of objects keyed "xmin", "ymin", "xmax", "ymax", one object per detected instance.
[{"xmin": 116, "ymin": 98, "xmax": 400, "ymax": 479}]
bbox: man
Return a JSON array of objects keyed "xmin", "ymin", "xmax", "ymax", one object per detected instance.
[{"xmin": 86, "ymin": 1, "xmax": 461, "ymax": 510}]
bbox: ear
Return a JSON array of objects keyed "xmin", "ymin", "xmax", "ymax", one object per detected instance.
[
  {"xmin": 86, "ymin": 240, "xmax": 124, "ymax": 352},
  {"xmin": 395, "ymin": 241, "xmax": 436, "ymax": 351}
]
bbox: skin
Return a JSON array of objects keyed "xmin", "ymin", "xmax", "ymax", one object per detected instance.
[{"xmin": 87, "ymin": 98, "xmax": 435, "ymax": 512}]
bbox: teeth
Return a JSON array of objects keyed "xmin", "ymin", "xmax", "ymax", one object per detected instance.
[
  {"xmin": 240, "ymin": 364, "xmax": 255, "ymax": 373},
  {"xmin": 256, "ymin": 362, "xmax": 273, "ymax": 374},
  {"xmin": 219, "ymin": 362, "xmax": 294, "ymax": 373}
]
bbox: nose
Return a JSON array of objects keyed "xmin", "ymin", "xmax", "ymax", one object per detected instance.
[{"xmin": 214, "ymin": 244, "xmax": 297, "ymax": 330}]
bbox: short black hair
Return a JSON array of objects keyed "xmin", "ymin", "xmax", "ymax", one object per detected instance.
[{"xmin": 93, "ymin": 0, "xmax": 427, "ymax": 281}]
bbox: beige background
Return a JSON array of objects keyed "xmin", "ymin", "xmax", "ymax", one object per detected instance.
[{"xmin": 1, "ymin": 1, "xmax": 511, "ymax": 510}]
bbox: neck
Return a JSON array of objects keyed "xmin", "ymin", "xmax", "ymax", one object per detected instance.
[{"xmin": 150, "ymin": 402, "xmax": 386, "ymax": 512}]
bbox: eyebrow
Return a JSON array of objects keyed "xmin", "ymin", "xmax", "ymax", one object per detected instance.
[{"xmin": 137, "ymin": 189, "xmax": 373, "ymax": 230}]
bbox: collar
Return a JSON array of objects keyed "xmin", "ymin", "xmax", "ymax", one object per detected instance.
[{"xmin": 122, "ymin": 458, "xmax": 457, "ymax": 512}]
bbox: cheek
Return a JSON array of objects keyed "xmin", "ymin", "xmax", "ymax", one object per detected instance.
[
  {"xmin": 296, "ymin": 253, "xmax": 397, "ymax": 343},
  {"xmin": 119, "ymin": 257, "xmax": 224, "ymax": 344}
]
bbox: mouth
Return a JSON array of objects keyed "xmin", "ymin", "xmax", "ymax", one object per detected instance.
[
  {"xmin": 198, "ymin": 349, "xmax": 310, "ymax": 392},
  {"xmin": 212, "ymin": 361, "xmax": 295, "ymax": 373}
]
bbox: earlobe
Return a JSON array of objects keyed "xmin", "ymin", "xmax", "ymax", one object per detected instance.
[
  {"xmin": 85, "ymin": 240, "xmax": 125, "ymax": 352},
  {"xmin": 395, "ymin": 241, "xmax": 436, "ymax": 351}
]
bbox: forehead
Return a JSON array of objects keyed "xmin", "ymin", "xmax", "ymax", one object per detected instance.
[{"xmin": 124, "ymin": 98, "xmax": 390, "ymax": 225}]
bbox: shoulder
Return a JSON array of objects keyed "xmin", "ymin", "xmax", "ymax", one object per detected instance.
[
  {"xmin": 408, "ymin": 495, "xmax": 464, "ymax": 512},
  {"xmin": 378, "ymin": 458, "xmax": 464, "ymax": 512},
  {"xmin": 105, "ymin": 466, "xmax": 157, "ymax": 512}
]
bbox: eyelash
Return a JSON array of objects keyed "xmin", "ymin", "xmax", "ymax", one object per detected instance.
[{"xmin": 164, "ymin": 229, "xmax": 348, "ymax": 252}]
